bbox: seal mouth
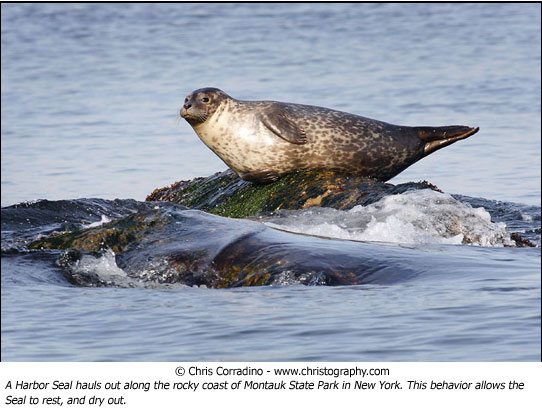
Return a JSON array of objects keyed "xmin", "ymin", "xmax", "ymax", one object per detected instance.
[{"xmin": 180, "ymin": 108, "xmax": 208, "ymax": 125}]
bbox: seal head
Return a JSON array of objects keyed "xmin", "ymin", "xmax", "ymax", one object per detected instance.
[{"xmin": 180, "ymin": 88, "xmax": 230, "ymax": 126}]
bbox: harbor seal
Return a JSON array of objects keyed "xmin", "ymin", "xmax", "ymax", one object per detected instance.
[{"xmin": 180, "ymin": 87, "xmax": 479, "ymax": 183}]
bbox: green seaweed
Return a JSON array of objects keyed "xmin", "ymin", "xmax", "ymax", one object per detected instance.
[{"xmin": 147, "ymin": 169, "xmax": 391, "ymax": 218}]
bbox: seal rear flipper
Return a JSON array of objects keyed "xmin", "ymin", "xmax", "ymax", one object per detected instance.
[
  {"xmin": 417, "ymin": 125, "xmax": 479, "ymax": 156},
  {"xmin": 260, "ymin": 105, "xmax": 308, "ymax": 145}
]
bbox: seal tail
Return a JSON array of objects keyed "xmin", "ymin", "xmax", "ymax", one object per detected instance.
[{"xmin": 416, "ymin": 125, "xmax": 479, "ymax": 156}]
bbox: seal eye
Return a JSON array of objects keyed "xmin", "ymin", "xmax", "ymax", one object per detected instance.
[
  {"xmin": 202, "ymin": 97, "xmax": 210, "ymax": 103},
  {"xmin": 184, "ymin": 98, "xmax": 189, "ymax": 103}
]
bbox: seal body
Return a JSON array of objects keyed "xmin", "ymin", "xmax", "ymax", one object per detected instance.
[{"xmin": 180, "ymin": 88, "xmax": 479, "ymax": 182}]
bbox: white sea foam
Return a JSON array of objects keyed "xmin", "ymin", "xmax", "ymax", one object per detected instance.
[
  {"xmin": 264, "ymin": 189, "xmax": 514, "ymax": 247},
  {"xmin": 84, "ymin": 214, "xmax": 112, "ymax": 228},
  {"xmin": 74, "ymin": 249, "xmax": 128, "ymax": 282},
  {"xmin": 71, "ymin": 250, "xmax": 187, "ymax": 288},
  {"xmin": 520, "ymin": 212, "xmax": 533, "ymax": 222}
]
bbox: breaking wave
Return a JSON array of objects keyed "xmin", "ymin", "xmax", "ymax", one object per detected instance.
[{"xmin": 263, "ymin": 189, "xmax": 515, "ymax": 246}]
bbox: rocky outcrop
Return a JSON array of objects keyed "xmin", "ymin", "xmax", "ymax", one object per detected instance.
[{"xmin": 146, "ymin": 169, "xmax": 441, "ymax": 218}]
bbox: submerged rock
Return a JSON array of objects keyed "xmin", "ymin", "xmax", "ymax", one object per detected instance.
[
  {"xmin": 1, "ymin": 198, "xmax": 149, "ymax": 254},
  {"xmin": 26, "ymin": 201, "xmax": 425, "ymax": 288},
  {"xmin": 6, "ymin": 170, "xmax": 535, "ymax": 289},
  {"xmin": 146, "ymin": 169, "xmax": 442, "ymax": 218}
]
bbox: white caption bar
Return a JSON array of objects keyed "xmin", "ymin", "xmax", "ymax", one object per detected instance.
[{"xmin": 1, "ymin": 362, "xmax": 541, "ymax": 410}]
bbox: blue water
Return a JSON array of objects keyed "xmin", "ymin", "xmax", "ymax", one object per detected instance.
[{"xmin": 1, "ymin": 3, "xmax": 540, "ymax": 361}]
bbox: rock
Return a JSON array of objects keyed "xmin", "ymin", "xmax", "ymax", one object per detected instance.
[
  {"xmin": 146, "ymin": 169, "xmax": 442, "ymax": 218},
  {"xmin": 28, "ymin": 202, "xmax": 423, "ymax": 288},
  {"xmin": 16, "ymin": 170, "xmax": 536, "ymax": 289}
]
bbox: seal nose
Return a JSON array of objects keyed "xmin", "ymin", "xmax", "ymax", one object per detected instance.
[{"xmin": 183, "ymin": 102, "xmax": 192, "ymax": 110}]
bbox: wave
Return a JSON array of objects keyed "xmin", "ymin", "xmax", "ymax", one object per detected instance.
[{"xmin": 262, "ymin": 190, "xmax": 521, "ymax": 247}]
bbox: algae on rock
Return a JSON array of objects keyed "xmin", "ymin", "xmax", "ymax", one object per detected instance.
[{"xmin": 146, "ymin": 169, "xmax": 441, "ymax": 218}]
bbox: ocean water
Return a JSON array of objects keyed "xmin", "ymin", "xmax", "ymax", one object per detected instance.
[{"xmin": 1, "ymin": 3, "xmax": 540, "ymax": 361}]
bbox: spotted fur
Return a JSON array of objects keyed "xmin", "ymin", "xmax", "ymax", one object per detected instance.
[{"xmin": 180, "ymin": 88, "xmax": 478, "ymax": 183}]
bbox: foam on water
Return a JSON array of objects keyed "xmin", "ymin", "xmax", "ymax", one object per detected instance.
[
  {"xmin": 84, "ymin": 215, "xmax": 112, "ymax": 229},
  {"xmin": 521, "ymin": 213, "xmax": 534, "ymax": 222},
  {"xmin": 68, "ymin": 250, "xmax": 191, "ymax": 288},
  {"xmin": 74, "ymin": 250, "xmax": 129, "ymax": 284},
  {"xmin": 264, "ymin": 189, "xmax": 514, "ymax": 247}
]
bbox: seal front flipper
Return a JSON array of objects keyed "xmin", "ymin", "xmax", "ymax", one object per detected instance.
[
  {"xmin": 240, "ymin": 170, "xmax": 280, "ymax": 184},
  {"xmin": 260, "ymin": 105, "xmax": 307, "ymax": 145},
  {"xmin": 416, "ymin": 125, "xmax": 479, "ymax": 156}
]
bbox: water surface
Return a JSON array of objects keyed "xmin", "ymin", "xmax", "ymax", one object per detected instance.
[{"xmin": 1, "ymin": 3, "xmax": 540, "ymax": 361}]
